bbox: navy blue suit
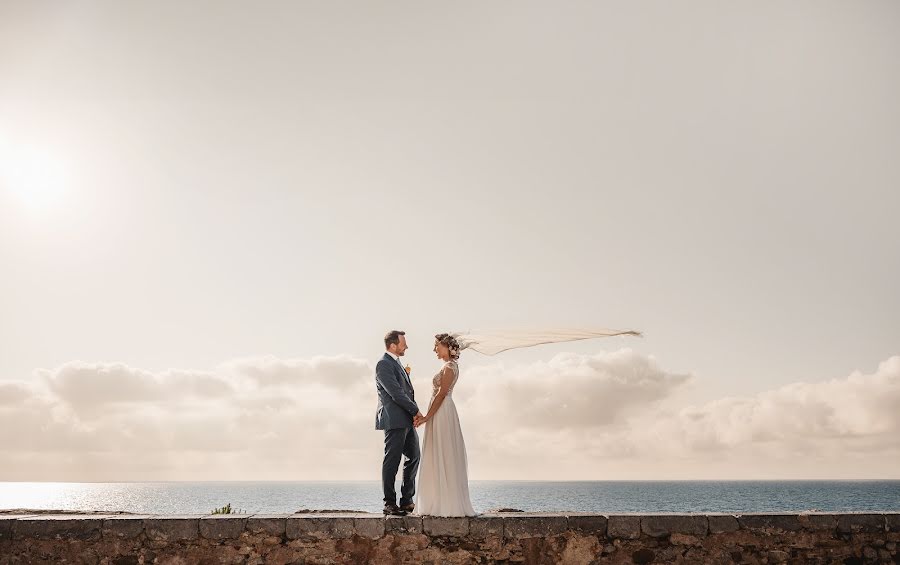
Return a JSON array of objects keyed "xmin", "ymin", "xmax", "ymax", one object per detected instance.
[{"xmin": 375, "ymin": 352, "xmax": 420, "ymax": 506}]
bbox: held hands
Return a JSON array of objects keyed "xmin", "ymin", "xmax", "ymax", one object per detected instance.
[{"xmin": 414, "ymin": 412, "xmax": 428, "ymax": 428}]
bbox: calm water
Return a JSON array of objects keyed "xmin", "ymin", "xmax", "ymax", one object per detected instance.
[{"xmin": 1, "ymin": 481, "xmax": 898, "ymax": 515}]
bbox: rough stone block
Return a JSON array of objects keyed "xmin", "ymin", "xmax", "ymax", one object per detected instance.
[
  {"xmin": 353, "ymin": 515, "xmax": 385, "ymax": 539},
  {"xmin": 470, "ymin": 514, "xmax": 505, "ymax": 538},
  {"xmin": 886, "ymin": 513, "xmax": 900, "ymax": 532},
  {"xmin": 708, "ymin": 514, "xmax": 739, "ymax": 534},
  {"xmin": 567, "ymin": 513, "xmax": 608, "ymax": 536},
  {"xmin": 0, "ymin": 518, "xmax": 14, "ymax": 540},
  {"xmin": 738, "ymin": 513, "xmax": 803, "ymax": 532},
  {"xmin": 286, "ymin": 515, "xmax": 354, "ymax": 539},
  {"xmin": 641, "ymin": 514, "xmax": 708, "ymax": 538},
  {"xmin": 102, "ymin": 516, "xmax": 150, "ymax": 539},
  {"xmin": 0, "ymin": 516, "xmax": 35, "ymax": 541},
  {"xmin": 801, "ymin": 513, "xmax": 838, "ymax": 531},
  {"xmin": 503, "ymin": 513, "xmax": 568, "ymax": 539},
  {"xmin": 384, "ymin": 514, "xmax": 423, "ymax": 534},
  {"xmin": 247, "ymin": 514, "xmax": 288, "ymax": 537},
  {"xmin": 200, "ymin": 515, "xmax": 247, "ymax": 540},
  {"xmin": 14, "ymin": 515, "xmax": 104, "ymax": 541},
  {"xmin": 607, "ymin": 515, "xmax": 642, "ymax": 539},
  {"xmin": 143, "ymin": 516, "xmax": 201, "ymax": 541},
  {"xmin": 836, "ymin": 513, "xmax": 884, "ymax": 534},
  {"xmin": 632, "ymin": 548, "xmax": 655, "ymax": 564},
  {"xmin": 670, "ymin": 533, "xmax": 702, "ymax": 546},
  {"xmin": 423, "ymin": 516, "xmax": 469, "ymax": 537}
]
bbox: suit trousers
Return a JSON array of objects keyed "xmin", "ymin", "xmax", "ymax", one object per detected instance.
[{"xmin": 382, "ymin": 427, "xmax": 420, "ymax": 506}]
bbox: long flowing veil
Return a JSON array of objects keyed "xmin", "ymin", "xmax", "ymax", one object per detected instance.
[{"xmin": 449, "ymin": 328, "xmax": 642, "ymax": 356}]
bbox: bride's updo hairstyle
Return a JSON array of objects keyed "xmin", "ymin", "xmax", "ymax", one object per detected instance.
[{"xmin": 434, "ymin": 333, "xmax": 461, "ymax": 361}]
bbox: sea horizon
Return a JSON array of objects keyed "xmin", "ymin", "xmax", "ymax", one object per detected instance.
[
  {"xmin": 3, "ymin": 478, "xmax": 899, "ymax": 483},
  {"xmin": 3, "ymin": 480, "xmax": 898, "ymax": 515}
]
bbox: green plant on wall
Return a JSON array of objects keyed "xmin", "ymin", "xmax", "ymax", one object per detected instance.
[{"xmin": 211, "ymin": 503, "xmax": 245, "ymax": 515}]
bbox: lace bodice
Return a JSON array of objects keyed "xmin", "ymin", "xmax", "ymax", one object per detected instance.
[{"xmin": 431, "ymin": 360, "xmax": 459, "ymax": 398}]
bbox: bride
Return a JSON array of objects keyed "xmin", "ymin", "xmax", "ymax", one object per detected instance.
[
  {"xmin": 411, "ymin": 327, "xmax": 642, "ymax": 516},
  {"xmin": 414, "ymin": 333, "xmax": 477, "ymax": 517}
]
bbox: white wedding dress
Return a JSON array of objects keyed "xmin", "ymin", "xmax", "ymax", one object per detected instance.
[{"xmin": 415, "ymin": 360, "xmax": 476, "ymax": 517}]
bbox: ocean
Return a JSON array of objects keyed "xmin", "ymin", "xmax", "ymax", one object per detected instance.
[{"xmin": 1, "ymin": 481, "xmax": 898, "ymax": 515}]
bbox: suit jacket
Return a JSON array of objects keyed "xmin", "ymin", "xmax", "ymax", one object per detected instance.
[{"xmin": 375, "ymin": 352, "xmax": 419, "ymax": 430}]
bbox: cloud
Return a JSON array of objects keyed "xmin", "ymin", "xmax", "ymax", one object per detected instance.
[
  {"xmin": 458, "ymin": 352, "xmax": 900, "ymax": 479},
  {"xmin": 38, "ymin": 362, "xmax": 234, "ymax": 415},
  {"xmin": 219, "ymin": 354, "xmax": 371, "ymax": 389},
  {"xmin": 0, "ymin": 382, "xmax": 31, "ymax": 405},
  {"xmin": 461, "ymin": 349, "xmax": 693, "ymax": 429},
  {"xmin": 0, "ymin": 355, "xmax": 378, "ymax": 480},
  {"xmin": 0, "ymin": 351, "xmax": 897, "ymax": 481},
  {"xmin": 643, "ymin": 355, "xmax": 900, "ymax": 456}
]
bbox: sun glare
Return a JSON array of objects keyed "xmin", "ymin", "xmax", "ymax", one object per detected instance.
[{"xmin": 0, "ymin": 139, "xmax": 69, "ymax": 212}]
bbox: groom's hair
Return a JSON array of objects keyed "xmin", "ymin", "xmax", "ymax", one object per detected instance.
[{"xmin": 384, "ymin": 330, "xmax": 406, "ymax": 349}]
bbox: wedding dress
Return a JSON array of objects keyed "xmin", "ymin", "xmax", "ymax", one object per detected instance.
[{"xmin": 415, "ymin": 360, "xmax": 476, "ymax": 517}]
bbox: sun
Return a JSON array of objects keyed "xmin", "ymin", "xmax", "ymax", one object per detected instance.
[{"xmin": 0, "ymin": 139, "xmax": 69, "ymax": 212}]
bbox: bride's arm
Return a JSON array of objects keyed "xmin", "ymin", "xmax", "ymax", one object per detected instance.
[{"xmin": 423, "ymin": 366, "xmax": 454, "ymax": 422}]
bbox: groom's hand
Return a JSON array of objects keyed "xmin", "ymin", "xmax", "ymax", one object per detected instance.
[{"xmin": 413, "ymin": 412, "xmax": 424, "ymax": 427}]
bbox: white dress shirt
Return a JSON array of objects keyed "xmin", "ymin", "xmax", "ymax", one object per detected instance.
[{"xmin": 386, "ymin": 351, "xmax": 408, "ymax": 381}]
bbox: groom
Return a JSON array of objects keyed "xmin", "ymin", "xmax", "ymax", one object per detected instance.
[{"xmin": 375, "ymin": 330, "xmax": 424, "ymax": 516}]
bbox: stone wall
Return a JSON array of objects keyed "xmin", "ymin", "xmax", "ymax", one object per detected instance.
[{"xmin": 1, "ymin": 512, "xmax": 898, "ymax": 564}]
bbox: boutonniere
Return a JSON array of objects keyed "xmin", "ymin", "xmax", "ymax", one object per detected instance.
[{"xmin": 404, "ymin": 364, "xmax": 411, "ymax": 375}]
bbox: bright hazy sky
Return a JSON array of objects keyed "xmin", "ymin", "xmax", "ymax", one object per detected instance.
[{"xmin": 1, "ymin": 1, "xmax": 898, "ymax": 481}]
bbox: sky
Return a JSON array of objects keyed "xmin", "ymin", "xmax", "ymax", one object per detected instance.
[{"xmin": 0, "ymin": 1, "xmax": 898, "ymax": 481}]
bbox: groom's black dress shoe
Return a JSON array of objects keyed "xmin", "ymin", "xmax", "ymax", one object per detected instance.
[
  {"xmin": 383, "ymin": 503, "xmax": 407, "ymax": 516},
  {"xmin": 399, "ymin": 503, "xmax": 415, "ymax": 513}
]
